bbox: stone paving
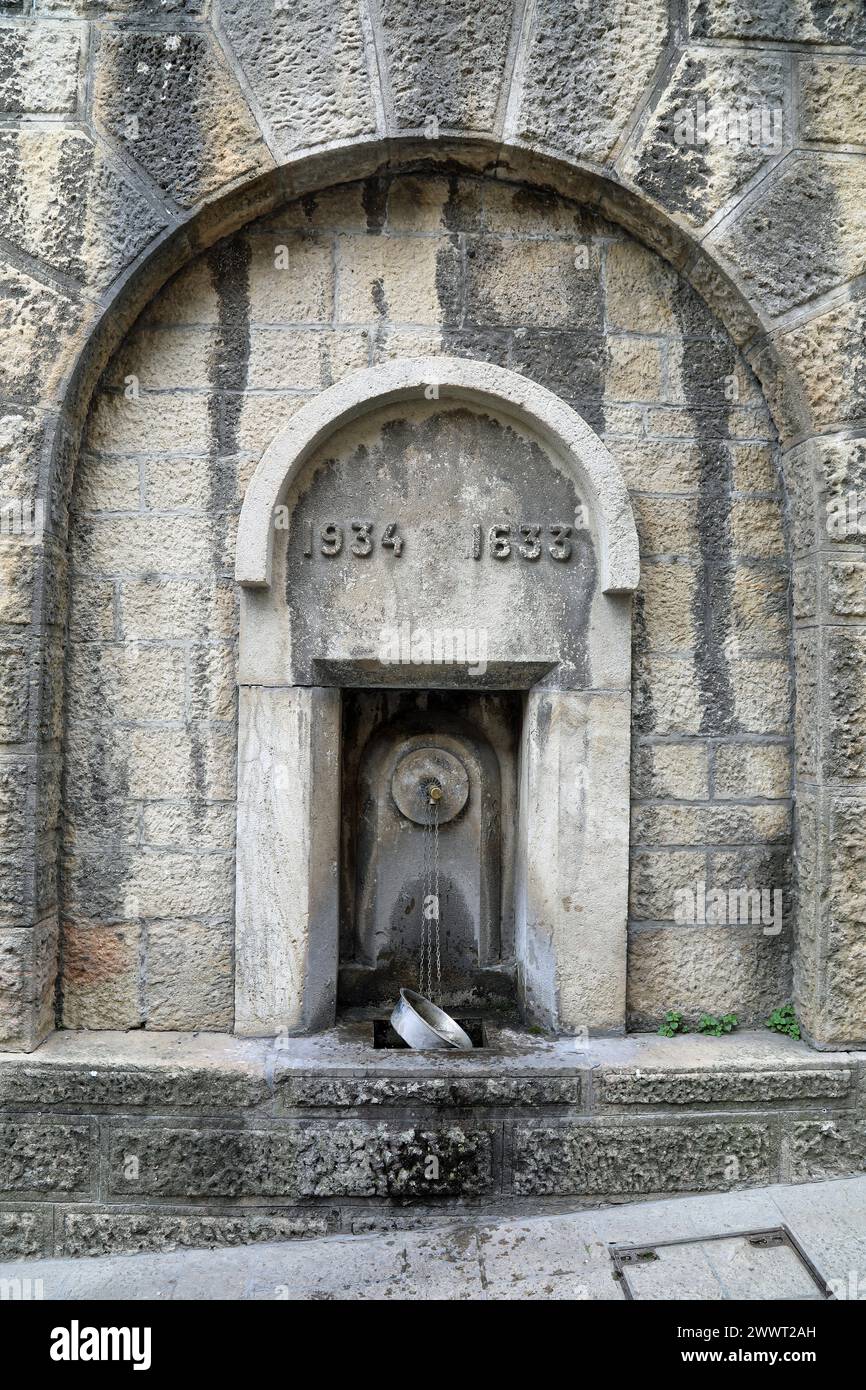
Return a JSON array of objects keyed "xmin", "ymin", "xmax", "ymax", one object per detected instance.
[{"xmin": 3, "ymin": 1176, "xmax": 864, "ymax": 1301}]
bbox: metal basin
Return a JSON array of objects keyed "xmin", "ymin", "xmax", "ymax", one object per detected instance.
[{"xmin": 390, "ymin": 988, "xmax": 474, "ymax": 1051}]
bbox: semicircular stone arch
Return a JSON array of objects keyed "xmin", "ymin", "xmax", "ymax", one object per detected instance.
[{"xmin": 59, "ymin": 167, "xmax": 796, "ymax": 1043}]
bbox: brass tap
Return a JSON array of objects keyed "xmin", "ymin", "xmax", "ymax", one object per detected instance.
[{"xmin": 428, "ymin": 783, "xmax": 443, "ymax": 804}]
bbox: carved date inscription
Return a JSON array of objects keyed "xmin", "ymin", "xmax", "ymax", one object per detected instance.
[{"xmin": 301, "ymin": 520, "xmax": 577, "ymax": 562}]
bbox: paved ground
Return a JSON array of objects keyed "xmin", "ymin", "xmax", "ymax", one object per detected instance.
[{"xmin": 3, "ymin": 1177, "xmax": 865, "ymax": 1300}]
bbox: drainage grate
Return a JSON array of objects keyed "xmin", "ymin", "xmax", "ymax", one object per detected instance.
[
  {"xmin": 610, "ymin": 1227, "xmax": 833, "ymax": 1301},
  {"xmin": 372, "ymin": 1018, "xmax": 487, "ymax": 1049}
]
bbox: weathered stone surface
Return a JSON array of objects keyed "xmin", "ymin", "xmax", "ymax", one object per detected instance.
[
  {"xmin": 465, "ymin": 238, "xmax": 603, "ymax": 330},
  {"xmin": 622, "ymin": 49, "xmax": 787, "ymax": 226},
  {"xmin": 0, "ymin": 759, "xmax": 28, "ymax": 850},
  {"xmin": 513, "ymin": 1120, "xmax": 771, "ymax": 1195},
  {"xmin": 56, "ymin": 1207, "xmax": 336, "ymax": 1258},
  {"xmin": 145, "ymin": 923, "xmax": 233, "ymax": 1031},
  {"xmin": 120, "ymin": 578, "xmax": 236, "ymax": 642},
  {"xmin": 108, "ymin": 1125, "xmax": 493, "ymax": 1197},
  {"xmin": 715, "ymin": 154, "xmax": 866, "ymax": 317},
  {"xmin": 689, "ymin": 1, "xmax": 866, "ymax": 45},
  {"xmin": 0, "ymin": 921, "xmax": 56, "ymax": 1050},
  {"xmin": 826, "ymin": 631, "xmax": 866, "ymax": 779},
  {"xmin": 514, "ymin": 0, "xmax": 669, "ymax": 163},
  {"xmin": 218, "ymin": 0, "xmax": 377, "ymax": 156},
  {"xmin": 600, "ymin": 1068, "xmax": 851, "ymax": 1106},
  {"xmin": 56, "ymin": 173, "xmax": 791, "ymax": 1043},
  {"xmin": 92, "ymin": 29, "xmax": 272, "ymax": 208},
  {"xmin": 631, "ymin": 802, "xmax": 790, "ymax": 847},
  {"xmin": 629, "ymin": 850, "xmax": 706, "ymax": 922},
  {"xmin": 60, "ymin": 923, "xmax": 141, "ymax": 1031},
  {"xmin": 379, "ymin": 0, "xmax": 514, "ymax": 132},
  {"xmin": 787, "ymin": 1119, "xmax": 866, "ymax": 1182},
  {"xmin": 710, "ymin": 843, "xmax": 790, "ymax": 904},
  {"xmin": 0, "ymin": 22, "xmax": 81, "ymax": 115},
  {"xmin": 277, "ymin": 1075, "xmax": 580, "ymax": 1107},
  {"xmin": 0, "ymin": 130, "xmax": 166, "ymax": 289},
  {"xmin": 829, "ymin": 563, "xmax": 866, "ymax": 618},
  {"xmin": 0, "ymin": 1062, "xmax": 266, "ymax": 1111},
  {"xmin": 777, "ymin": 298, "xmax": 866, "ymax": 432},
  {"xmin": 627, "ymin": 926, "xmax": 792, "ymax": 1028},
  {"xmin": 0, "ymin": 932, "xmax": 33, "ymax": 1048},
  {"xmin": 66, "ymin": 643, "xmax": 186, "ymax": 724},
  {"xmin": 338, "ymin": 231, "xmax": 455, "ymax": 324},
  {"xmin": 632, "ymin": 743, "xmax": 709, "ymax": 800},
  {"xmin": 605, "ymin": 337, "xmax": 664, "ymax": 403},
  {"xmin": 800, "ymin": 59, "xmax": 866, "ymax": 147},
  {"xmin": 821, "ymin": 797, "xmax": 866, "ymax": 1042},
  {"xmin": 0, "ymin": 1121, "xmax": 92, "ymax": 1195},
  {"xmin": 0, "ymin": 260, "xmax": 86, "ymax": 404},
  {"xmin": 713, "ymin": 743, "xmax": 791, "ymax": 799},
  {"xmin": 792, "ymin": 561, "xmax": 817, "ymax": 621},
  {"xmin": 0, "ymin": 644, "xmax": 28, "ymax": 744},
  {"xmin": 0, "ymin": 1207, "xmax": 51, "ymax": 1259}
]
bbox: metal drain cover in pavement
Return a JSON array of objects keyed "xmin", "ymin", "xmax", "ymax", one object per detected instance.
[{"xmin": 610, "ymin": 1227, "xmax": 832, "ymax": 1301}]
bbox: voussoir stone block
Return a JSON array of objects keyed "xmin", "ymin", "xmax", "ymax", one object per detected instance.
[
  {"xmin": 108, "ymin": 1124, "xmax": 493, "ymax": 1197},
  {"xmin": 514, "ymin": 0, "xmax": 669, "ymax": 164},
  {"xmin": 378, "ymin": 0, "xmax": 515, "ymax": 133},
  {"xmin": 92, "ymin": 29, "xmax": 272, "ymax": 209},
  {"xmin": 689, "ymin": 0, "xmax": 866, "ymax": 46},
  {"xmin": 800, "ymin": 59, "xmax": 866, "ymax": 147},
  {"xmin": 513, "ymin": 1120, "xmax": 771, "ymax": 1195},
  {"xmin": 0, "ymin": 261, "xmax": 88, "ymax": 405},
  {"xmin": 217, "ymin": 0, "xmax": 377, "ymax": 157},
  {"xmin": 0, "ymin": 1120, "xmax": 92, "ymax": 1195},
  {"xmin": 0, "ymin": 22, "xmax": 81, "ymax": 115},
  {"xmin": 0, "ymin": 130, "xmax": 166, "ymax": 290},
  {"xmin": 621, "ymin": 49, "xmax": 787, "ymax": 227},
  {"xmin": 714, "ymin": 154, "xmax": 866, "ymax": 319}
]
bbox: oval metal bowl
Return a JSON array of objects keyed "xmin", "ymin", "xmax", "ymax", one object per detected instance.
[{"xmin": 390, "ymin": 988, "xmax": 473, "ymax": 1051}]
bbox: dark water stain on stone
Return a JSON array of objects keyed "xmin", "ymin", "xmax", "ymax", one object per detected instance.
[
  {"xmin": 188, "ymin": 718, "xmax": 207, "ymax": 833},
  {"xmin": 371, "ymin": 276, "xmax": 388, "ymax": 319},
  {"xmin": 672, "ymin": 280, "xmax": 738, "ymax": 735},
  {"xmin": 57, "ymin": 643, "xmax": 133, "ymax": 1026},
  {"xmin": 362, "ymin": 175, "xmax": 388, "ymax": 234},
  {"xmin": 206, "ymin": 233, "xmax": 252, "ymax": 485},
  {"xmin": 631, "ymin": 583, "xmax": 655, "ymax": 735},
  {"xmin": 200, "ymin": 234, "xmax": 250, "ymax": 825}
]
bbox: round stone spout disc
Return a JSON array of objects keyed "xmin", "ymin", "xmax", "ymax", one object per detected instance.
[{"xmin": 391, "ymin": 747, "xmax": 469, "ymax": 825}]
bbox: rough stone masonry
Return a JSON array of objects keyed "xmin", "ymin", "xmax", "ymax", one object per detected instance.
[{"xmin": 0, "ymin": 0, "xmax": 864, "ymax": 1250}]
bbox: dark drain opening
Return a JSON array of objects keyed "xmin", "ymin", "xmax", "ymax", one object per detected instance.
[{"xmin": 372, "ymin": 1018, "xmax": 487, "ymax": 1049}]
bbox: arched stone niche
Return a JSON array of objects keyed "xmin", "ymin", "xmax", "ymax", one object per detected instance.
[{"xmin": 234, "ymin": 357, "xmax": 639, "ymax": 1037}]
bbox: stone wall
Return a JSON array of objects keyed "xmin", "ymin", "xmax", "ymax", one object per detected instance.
[
  {"xmin": 0, "ymin": 1, "xmax": 864, "ymax": 1049},
  {"xmin": 0, "ymin": 1028, "xmax": 861, "ymax": 1258},
  {"xmin": 63, "ymin": 172, "xmax": 791, "ymax": 1032}
]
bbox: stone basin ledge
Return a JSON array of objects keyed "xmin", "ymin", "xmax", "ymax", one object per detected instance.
[{"xmin": 0, "ymin": 1028, "xmax": 862, "ymax": 1261}]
